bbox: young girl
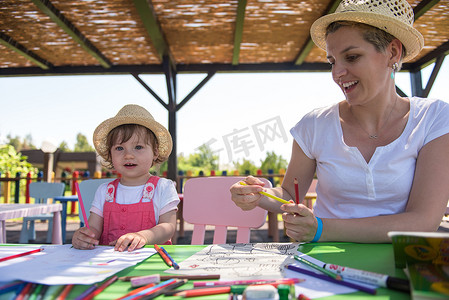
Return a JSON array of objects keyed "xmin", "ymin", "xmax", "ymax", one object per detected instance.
[{"xmin": 72, "ymin": 104, "xmax": 180, "ymax": 251}]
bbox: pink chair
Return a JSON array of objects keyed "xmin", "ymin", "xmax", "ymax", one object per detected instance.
[{"xmin": 182, "ymin": 176, "xmax": 270, "ymax": 245}]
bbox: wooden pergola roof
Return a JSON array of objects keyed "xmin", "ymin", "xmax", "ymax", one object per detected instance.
[{"xmin": 1, "ymin": 0, "xmax": 448, "ymax": 179}]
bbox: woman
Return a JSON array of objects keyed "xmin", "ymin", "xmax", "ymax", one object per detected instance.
[{"xmin": 230, "ymin": 0, "xmax": 449, "ymax": 243}]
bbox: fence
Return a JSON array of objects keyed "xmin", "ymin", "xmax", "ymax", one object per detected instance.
[{"xmin": 0, "ymin": 169, "xmax": 286, "ymax": 204}]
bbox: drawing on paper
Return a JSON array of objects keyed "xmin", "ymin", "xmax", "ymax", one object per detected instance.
[{"xmin": 166, "ymin": 243, "xmax": 299, "ymax": 280}]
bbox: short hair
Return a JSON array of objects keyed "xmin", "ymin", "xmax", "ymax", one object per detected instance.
[
  {"xmin": 104, "ymin": 124, "xmax": 162, "ymax": 169},
  {"xmin": 326, "ymin": 21, "xmax": 406, "ymax": 70}
]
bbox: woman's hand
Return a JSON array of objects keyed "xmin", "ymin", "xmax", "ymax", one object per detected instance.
[
  {"xmin": 111, "ymin": 232, "xmax": 147, "ymax": 252},
  {"xmin": 230, "ymin": 176, "xmax": 266, "ymax": 211},
  {"xmin": 71, "ymin": 227, "xmax": 99, "ymax": 250},
  {"xmin": 281, "ymin": 203, "xmax": 319, "ymax": 242}
]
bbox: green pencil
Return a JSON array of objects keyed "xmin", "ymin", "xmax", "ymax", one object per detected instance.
[{"xmin": 294, "ymin": 255, "xmax": 342, "ymax": 280}]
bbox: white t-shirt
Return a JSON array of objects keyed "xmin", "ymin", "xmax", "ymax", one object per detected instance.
[
  {"xmin": 90, "ymin": 177, "xmax": 180, "ymax": 224},
  {"xmin": 290, "ymin": 97, "xmax": 449, "ymax": 219}
]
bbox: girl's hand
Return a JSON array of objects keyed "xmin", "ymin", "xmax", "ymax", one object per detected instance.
[
  {"xmin": 230, "ymin": 176, "xmax": 266, "ymax": 211},
  {"xmin": 281, "ymin": 203, "xmax": 319, "ymax": 242},
  {"xmin": 72, "ymin": 227, "xmax": 99, "ymax": 250},
  {"xmin": 112, "ymin": 232, "xmax": 147, "ymax": 252}
]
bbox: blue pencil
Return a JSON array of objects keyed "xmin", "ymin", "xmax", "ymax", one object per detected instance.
[
  {"xmin": 285, "ymin": 264, "xmax": 377, "ymax": 295},
  {"xmin": 74, "ymin": 284, "xmax": 97, "ymax": 300},
  {"xmin": 160, "ymin": 246, "xmax": 180, "ymax": 270}
]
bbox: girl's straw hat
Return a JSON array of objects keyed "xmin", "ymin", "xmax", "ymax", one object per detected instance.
[
  {"xmin": 310, "ymin": 0, "xmax": 424, "ymax": 62},
  {"xmin": 93, "ymin": 104, "xmax": 172, "ymax": 161}
]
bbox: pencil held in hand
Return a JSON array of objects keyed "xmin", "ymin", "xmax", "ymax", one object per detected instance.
[{"xmin": 239, "ymin": 181, "xmax": 290, "ymax": 204}]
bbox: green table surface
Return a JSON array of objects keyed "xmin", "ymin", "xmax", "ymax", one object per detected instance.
[
  {"xmin": 6, "ymin": 243, "xmax": 412, "ymax": 299},
  {"xmin": 66, "ymin": 243, "xmax": 410, "ymax": 300}
]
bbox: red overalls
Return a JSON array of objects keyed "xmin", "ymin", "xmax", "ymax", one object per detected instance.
[{"xmin": 99, "ymin": 176, "xmax": 172, "ymax": 245}]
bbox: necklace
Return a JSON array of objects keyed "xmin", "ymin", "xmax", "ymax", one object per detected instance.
[{"xmin": 351, "ymin": 97, "xmax": 398, "ymax": 139}]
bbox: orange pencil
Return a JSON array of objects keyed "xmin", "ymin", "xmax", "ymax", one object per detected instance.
[
  {"xmin": 116, "ymin": 283, "xmax": 156, "ymax": 300},
  {"xmin": 84, "ymin": 275, "xmax": 118, "ymax": 300},
  {"xmin": 56, "ymin": 284, "xmax": 74, "ymax": 300},
  {"xmin": 154, "ymin": 244, "xmax": 173, "ymax": 268},
  {"xmin": 294, "ymin": 178, "xmax": 300, "ymax": 204}
]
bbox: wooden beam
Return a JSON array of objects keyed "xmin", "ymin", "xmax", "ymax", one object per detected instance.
[
  {"xmin": 413, "ymin": 0, "xmax": 440, "ymax": 20},
  {"xmin": 31, "ymin": 0, "xmax": 111, "ymax": 68},
  {"xmin": 131, "ymin": 73, "xmax": 168, "ymax": 110},
  {"xmin": 232, "ymin": 0, "xmax": 247, "ymax": 65},
  {"xmin": 423, "ymin": 55, "xmax": 445, "ymax": 97},
  {"xmin": 294, "ymin": 0, "xmax": 340, "ymax": 65},
  {"xmin": 133, "ymin": 0, "xmax": 169, "ymax": 62},
  {"xmin": 0, "ymin": 32, "xmax": 52, "ymax": 69},
  {"xmin": 176, "ymin": 71, "xmax": 216, "ymax": 111}
]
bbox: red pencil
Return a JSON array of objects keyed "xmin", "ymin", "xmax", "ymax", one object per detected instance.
[
  {"xmin": 56, "ymin": 284, "xmax": 74, "ymax": 300},
  {"xmin": 84, "ymin": 275, "xmax": 117, "ymax": 300},
  {"xmin": 174, "ymin": 286, "xmax": 232, "ymax": 298},
  {"xmin": 154, "ymin": 244, "xmax": 173, "ymax": 268},
  {"xmin": 75, "ymin": 181, "xmax": 89, "ymax": 228},
  {"xmin": 0, "ymin": 248, "xmax": 42, "ymax": 263},
  {"xmin": 294, "ymin": 178, "xmax": 300, "ymax": 204}
]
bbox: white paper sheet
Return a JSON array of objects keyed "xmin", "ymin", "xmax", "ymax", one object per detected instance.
[
  {"xmin": 165, "ymin": 243, "xmax": 298, "ymax": 280},
  {"xmin": 165, "ymin": 243, "xmax": 377, "ymax": 299},
  {"xmin": 0, "ymin": 245, "xmax": 156, "ymax": 285}
]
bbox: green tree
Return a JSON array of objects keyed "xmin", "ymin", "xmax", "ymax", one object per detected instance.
[
  {"xmin": 0, "ymin": 144, "xmax": 37, "ymax": 175},
  {"xmin": 74, "ymin": 133, "xmax": 94, "ymax": 152},
  {"xmin": 233, "ymin": 158, "xmax": 257, "ymax": 175},
  {"xmin": 260, "ymin": 151, "xmax": 287, "ymax": 174},
  {"xmin": 58, "ymin": 141, "xmax": 71, "ymax": 152},
  {"xmin": 6, "ymin": 134, "xmax": 36, "ymax": 151}
]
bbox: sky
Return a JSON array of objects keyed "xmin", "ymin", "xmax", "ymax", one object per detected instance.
[{"xmin": 0, "ymin": 58, "xmax": 448, "ymax": 168}]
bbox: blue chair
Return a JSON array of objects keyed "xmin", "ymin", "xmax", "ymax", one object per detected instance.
[
  {"xmin": 78, "ymin": 178, "xmax": 114, "ymax": 226},
  {"xmin": 20, "ymin": 182, "xmax": 65, "ymax": 243}
]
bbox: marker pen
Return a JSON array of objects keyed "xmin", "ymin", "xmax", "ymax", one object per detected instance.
[{"xmin": 323, "ymin": 263, "xmax": 409, "ymax": 292}]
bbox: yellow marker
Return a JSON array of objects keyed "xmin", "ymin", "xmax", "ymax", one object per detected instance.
[{"xmin": 239, "ymin": 182, "xmax": 290, "ymax": 204}]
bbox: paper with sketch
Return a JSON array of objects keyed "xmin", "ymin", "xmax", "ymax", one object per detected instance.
[
  {"xmin": 166, "ymin": 243, "xmax": 298, "ymax": 280},
  {"xmin": 0, "ymin": 245, "xmax": 155, "ymax": 285}
]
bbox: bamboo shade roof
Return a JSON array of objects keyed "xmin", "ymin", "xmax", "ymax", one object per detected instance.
[{"xmin": 1, "ymin": 0, "xmax": 448, "ymax": 76}]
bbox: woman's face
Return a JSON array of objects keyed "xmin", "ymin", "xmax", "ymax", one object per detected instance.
[{"xmin": 325, "ymin": 25, "xmax": 391, "ymax": 106}]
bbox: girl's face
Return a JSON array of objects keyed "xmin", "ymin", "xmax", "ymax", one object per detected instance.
[
  {"xmin": 110, "ymin": 130, "xmax": 157, "ymax": 186},
  {"xmin": 325, "ymin": 26, "xmax": 391, "ymax": 106}
]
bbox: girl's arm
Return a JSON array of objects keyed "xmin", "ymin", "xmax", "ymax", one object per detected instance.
[
  {"xmin": 283, "ymin": 133, "xmax": 449, "ymax": 243},
  {"xmin": 113, "ymin": 209, "xmax": 177, "ymax": 252},
  {"xmin": 71, "ymin": 212, "xmax": 103, "ymax": 249}
]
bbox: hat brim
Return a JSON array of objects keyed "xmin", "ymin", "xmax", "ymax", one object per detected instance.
[
  {"xmin": 311, "ymin": 11, "xmax": 424, "ymax": 62},
  {"xmin": 93, "ymin": 116, "xmax": 173, "ymax": 162}
]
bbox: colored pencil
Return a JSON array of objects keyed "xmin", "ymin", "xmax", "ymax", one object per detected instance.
[
  {"xmin": 29, "ymin": 284, "xmax": 43, "ymax": 300},
  {"xmin": 75, "ymin": 181, "xmax": 89, "ymax": 228},
  {"xmin": 0, "ymin": 248, "xmax": 42, "ymax": 263},
  {"xmin": 239, "ymin": 182, "xmax": 290, "ymax": 204},
  {"xmin": 74, "ymin": 284, "xmax": 97, "ymax": 300},
  {"xmin": 116, "ymin": 283, "xmax": 157, "ymax": 300},
  {"xmin": 84, "ymin": 275, "xmax": 117, "ymax": 300},
  {"xmin": 35, "ymin": 285, "xmax": 49, "ymax": 300},
  {"xmin": 55, "ymin": 284, "xmax": 73, "ymax": 300},
  {"xmin": 294, "ymin": 255, "xmax": 342, "ymax": 280},
  {"xmin": 140, "ymin": 279, "xmax": 187, "ymax": 300},
  {"xmin": 193, "ymin": 278, "xmax": 302, "ymax": 287},
  {"xmin": 285, "ymin": 264, "xmax": 377, "ymax": 295},
  {"xmin": 16, "ymin": 282, "xmax": 34, "ymax": 300},
  {"xmin": 119, "ymin": 274, "xmax": 220, "ymax": 282},
  {"xmin": 154, "ymin": 244, "xmax": 173, "ymax": 268},
  {"xmin": 159, "ymin": 246, "xmax": 180, "ymax": 269},
  {"xmin": 0, "ymin": 281, "xmax": 24, "ymax": 295},
  {"xmin": 294, "ymin": 178, "xmax": 300, "ymax": 204},
  {"xmin": 174, "ymin": 286, "xmax": 233, "ymax": 298},
  {"xmin": 120, "ymin": 279, "xmax": 177, "ymax": 300}
]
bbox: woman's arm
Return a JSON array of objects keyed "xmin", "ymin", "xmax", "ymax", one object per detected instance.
[
  {"xmin": 283, "ymin": 133, "xmax": 449, "ymax": 243},
  {"xmin": 230, "ymin": 141, "xmax": 317, "ymax": 214}
]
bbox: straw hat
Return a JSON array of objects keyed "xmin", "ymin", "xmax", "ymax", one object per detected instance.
[
  {"xmin": 93, "ymin": 104, "xmax": 172, "ymax": 162},
  {"xmin": 310, "ymin": 0, "xmax": 424, "ymax": 62}
]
